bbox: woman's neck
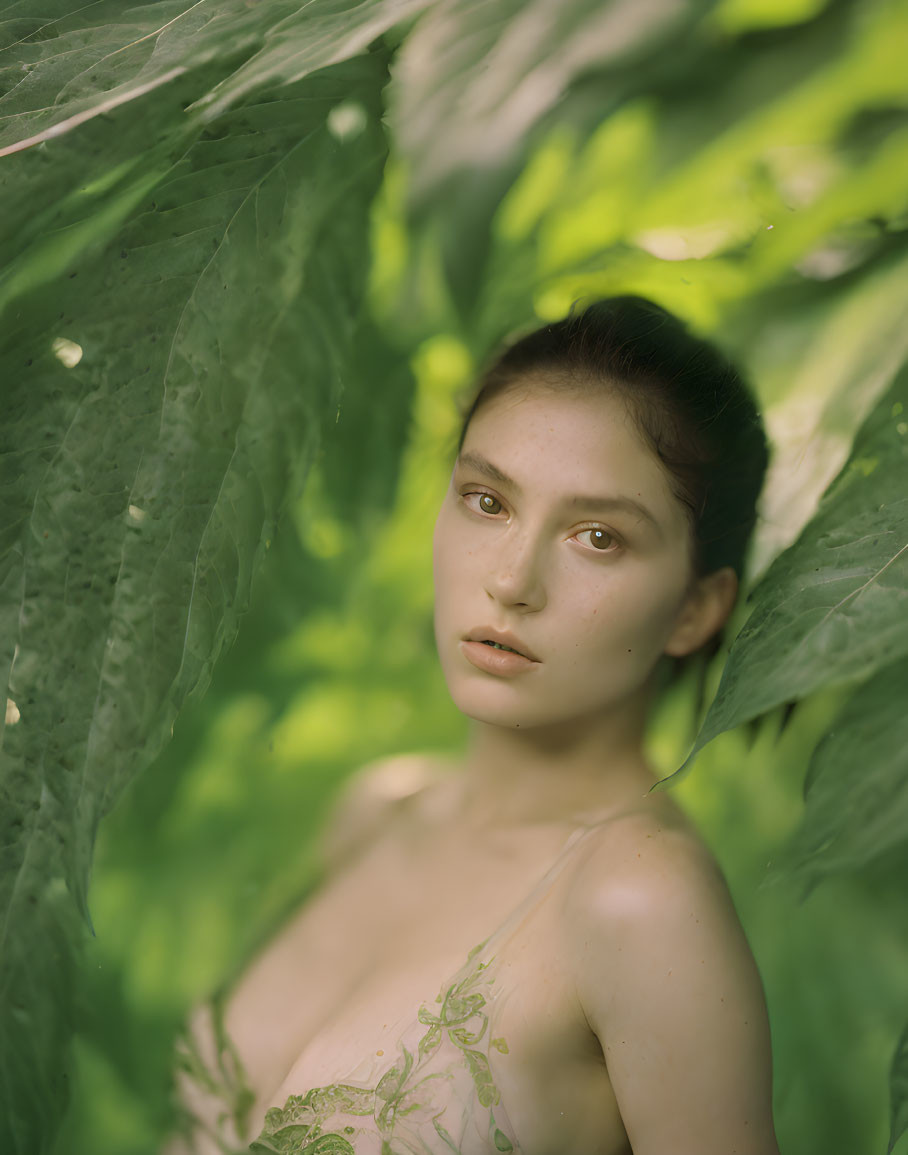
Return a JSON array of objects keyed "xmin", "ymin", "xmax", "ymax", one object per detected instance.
[{"xmin": 456, "ymin": 697, "xmax": 659, "ymax": 830}]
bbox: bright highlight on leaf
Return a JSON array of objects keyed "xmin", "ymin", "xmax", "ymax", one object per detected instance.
[
  {"xmin": 634, "ymin": 223, "xmax": 737, "ymax": 261},
  {"xmin": 328, "ymin": 100, "xmax": 368, "ymax": 141},
  {"xmin": 51, "ymin": 337, "xmax": 83, "ymax": 368}
]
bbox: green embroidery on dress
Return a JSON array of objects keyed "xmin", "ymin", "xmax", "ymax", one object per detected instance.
[
  {"xmin": 250, "ymin": 942, "xmax": 515, "ymax": 1153},
  {"xmin": 248, "ymin": 1085, "xmax": 372, "ymax": 1153},
  {"xmin": 492, "ymin": 1127, "xmax": 514, "ymax": 1152},
  {"xmin": 175, "ymin": 992, "xmax": 257, "ymax": 1152}
]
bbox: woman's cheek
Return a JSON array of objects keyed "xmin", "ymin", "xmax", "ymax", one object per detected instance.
[{"xmin": 582, "ymin": 576, "xmax": 673, "ymax": 663}]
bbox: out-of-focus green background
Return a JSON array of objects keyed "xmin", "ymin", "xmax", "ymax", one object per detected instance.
[{"xmin": 8, "ymin": 0, "xmax": 903, "ymax": 1151}]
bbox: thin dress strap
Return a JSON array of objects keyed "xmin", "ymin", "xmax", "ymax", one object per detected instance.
[{"xmin": 464, "ymin": 823, "xmax": 597, "ymax": 964}]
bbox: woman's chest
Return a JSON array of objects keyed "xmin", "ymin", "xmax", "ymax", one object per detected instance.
[{"xmin": 258, "ymin": 834, "xmax": 631, "ymax": 1155}]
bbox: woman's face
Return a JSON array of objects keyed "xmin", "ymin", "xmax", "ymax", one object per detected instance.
[{"xmin": 432, "ymin": 381, "xmax": 709, "ymax": 732}]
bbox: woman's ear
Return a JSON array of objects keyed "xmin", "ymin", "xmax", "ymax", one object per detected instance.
[{"xmin": 664, "ymin": 566, "xmax": 738, "ymax": 659}]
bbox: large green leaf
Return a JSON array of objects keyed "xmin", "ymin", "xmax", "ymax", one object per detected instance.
[
  {"xmin": 0, "ymin": 0, "xmax": 428, "ymax": 155},
  {"xmin": 0, "ymin": 0, "xmax": 431, "ymax": 307},
  {"xmin": 684, "ymin": 361, "xmax": 908, "ymax": 762},
  {"xmin": 782, "ymin": 657, "xmax": 908, "ymax": 882},
  {"xmin": 0, "ymin": 42, "xmax": 392, "ymax": 1155}
]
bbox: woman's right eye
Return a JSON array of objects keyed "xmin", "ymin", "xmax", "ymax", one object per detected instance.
[{"xmin": 463, "ymin": 491, "xmax": 504, "ymax": 516}]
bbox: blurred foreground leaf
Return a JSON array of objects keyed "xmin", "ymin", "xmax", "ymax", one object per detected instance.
[
  {"xmin": 0, "ymin": 44, "xmax": 391, "ymax": 1155},
  {"xmin": 387, "ymin": 0, "xmax": 699, "ymax": 318}
]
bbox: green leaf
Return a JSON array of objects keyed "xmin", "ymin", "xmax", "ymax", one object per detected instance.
[
  {"xmin": 390, "ymin": 0, "xmax": 699, "ymax": 211},
  {"xmin": 376, "ymin": 1045, "xmax": 414, "ymax": 1107},
  {"xmin": 0, "ymin": 46, "xmax": 390, "ymax": 1155},
  {"xmin": 0, "ymin": 1, "xmax": 429, "ymax": 308},
  {"xmin": 306, "ymin": 1085, "xmax": 375, "ymax": 1117},
  {"xmin": 683, "ymin": 360, "xmax": 908, "ymax": 766},
  {"xmin": 781, "ymin": 657, "xmax": 908, "ymax": 882},
  {"xmin": 0, "ymin": 0, "xmax": 427, "ymax": 156},
  {"xmin": 890, "ymin": 1023, "xmax": 908, "ymax": 1154}
]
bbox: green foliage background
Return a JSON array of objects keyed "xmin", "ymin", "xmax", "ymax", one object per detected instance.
[{"xmin": 1, "ymin": 1, "xmax": 906, "ymax": 1152}]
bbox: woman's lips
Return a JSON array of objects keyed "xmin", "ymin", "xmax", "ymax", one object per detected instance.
[
  {"xmin": 463, "ymin": 628, "xmax": 540, "ymax": 662},
  {"xmin": 460, "ymin": 640, "xmax": 539, "ymax": 677}
]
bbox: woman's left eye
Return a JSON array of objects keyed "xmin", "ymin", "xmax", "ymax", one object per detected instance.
[
  {"xmin": 574, "ymin": 527, "xmax": 620, "ymax": 553},
  {"xmin": 463, "ymin": 492, "xmax": 504, "ymax": 516}
]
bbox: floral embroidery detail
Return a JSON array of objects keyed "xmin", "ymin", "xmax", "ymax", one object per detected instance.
[
  {"xmin": 247, "ymin": 942, "xmax": 516, "ymax": 1154},
  {"xmin": 174, "ymin": 992, "xmax": 256, "ymax": 1152}
]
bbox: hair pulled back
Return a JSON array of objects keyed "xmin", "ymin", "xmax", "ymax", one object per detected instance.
[{"xmin": 458, "ymin": 296, "xmax": 768, "ymax": 580}]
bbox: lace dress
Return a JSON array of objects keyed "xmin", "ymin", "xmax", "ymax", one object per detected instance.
[{"xmin": 181, "ymin": 826, "xmax": 594, "ymax": 1155}]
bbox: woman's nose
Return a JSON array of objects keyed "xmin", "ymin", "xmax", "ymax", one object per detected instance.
[{"xmin": 483, "ymin": 531, "xmax": 547, "ymax": 612}]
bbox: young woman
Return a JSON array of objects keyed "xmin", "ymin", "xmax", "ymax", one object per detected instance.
[{"xmin": 170, "ymin": 296, "xmax": 780, "ymax": 1154}]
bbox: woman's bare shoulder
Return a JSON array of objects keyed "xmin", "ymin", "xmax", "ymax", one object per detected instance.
[
  {"xmin": 563, "ymin": 802, "xmax": 778, "ymax": 1154},
  {"xmin": 231, "ymin": 752, "xmax": 458, "ymax": 1002},
  {"xmin": 566, "ymin": 795, "xmax": 739, "ymax": 943},
  {"xmin": 319, "ymin": 750, "xmax": 460, "ymax": 873},
  {"xmin": 564, "ymin": 795, "xmax": 771, "ymax": 1091}
]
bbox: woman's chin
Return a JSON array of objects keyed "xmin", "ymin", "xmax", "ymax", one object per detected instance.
[
  {"xmin": 446, "ymin": 674, "xmax": 649, "ymax": 737},
  {"xmin": 447, "ymin": 686, "xmax": 540, "ymax": 730},
  {"xmin": 447, "ymin": 683, "xmax": 576, "ymax": 732}
]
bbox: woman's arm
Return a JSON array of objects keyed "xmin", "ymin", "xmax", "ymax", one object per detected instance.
[{"xmin": 569, "ymin": 818, "xmax": 780, "ymax": 1155}]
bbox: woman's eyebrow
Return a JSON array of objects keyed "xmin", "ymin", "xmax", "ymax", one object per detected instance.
[
  {"xmin": 457, "ymin": 450, "xmax": 662, "ymax": 535},
  {"xmin": 567, "ymin": 493, "xmax": 662, "ymax": 534},
  {"xmin": 456, "ymin": 451, "xmax": 521, "ymax": 493}
]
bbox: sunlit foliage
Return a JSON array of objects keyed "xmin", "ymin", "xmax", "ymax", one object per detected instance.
[{"xmin": 1, "ymin": 1, "xmax": 906, "ymax": 1152}]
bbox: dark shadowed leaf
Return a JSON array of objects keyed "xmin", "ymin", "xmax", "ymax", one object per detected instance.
[
  {"xmin": 889, "ymin": 1023, "xmax": 908, "ymax": 1153},
  {"xmin": 781, "ymin": 657, "xmax": 908, "ymax": 881},
  {"xmin": 0, "ymin": 46, "xmax": 390, "ymax": 1155}
]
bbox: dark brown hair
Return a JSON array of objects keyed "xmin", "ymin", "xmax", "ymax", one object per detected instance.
[{"xmin": 458, "ymin": 295, "xmax": 768, "ymax": 580}]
